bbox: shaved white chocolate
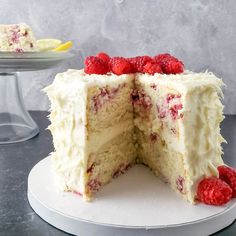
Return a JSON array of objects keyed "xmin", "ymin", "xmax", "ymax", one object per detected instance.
[{"xmin": 45, "ymin": 69, "xmax": 225, "ymax": 203}]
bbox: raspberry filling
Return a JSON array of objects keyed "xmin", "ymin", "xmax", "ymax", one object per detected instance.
[
  {"xmin": 112, "ymin": 163, "xmax": 132, "ymax": 178},
  {"xmin": 91, "ymin": 84, "xmax": 125, "ymax": 113},
  {"xmin": 176, "ymin": 176, "xmax": 185, "ymax": 193},
  {"xmin": 157, "ymin": 93, "xmax": 183, "ymax": 120},
  {"xmin": 131, "ymin": 89, "xmax": 152, "ymax": 112},
  {"xmin": 87, "ymin": 179, "xmax": 102, "ymax": 192}
]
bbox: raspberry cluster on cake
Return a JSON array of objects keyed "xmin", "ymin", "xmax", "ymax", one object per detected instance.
[
  {"xmin": 45, "ymin": 53, "xmax": 236, "ymax": 205},
  {"xmin": 0, "ymin": 23, "xmax": 38, "ymax": 52}
]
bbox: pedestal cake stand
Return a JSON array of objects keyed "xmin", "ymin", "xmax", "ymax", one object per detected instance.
[
  {"xmin": 0, "ymin": 52, "xmax": 73, "ymax": 144},
  {"xmin": 28, "ymin": 156, "xmax": 236, "ymax": 236}
]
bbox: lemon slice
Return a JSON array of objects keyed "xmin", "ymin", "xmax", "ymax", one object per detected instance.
[
  {"xmin": 36, "ymin": 39, "xmax": 62, "ymax": 51},
  {"xmin": 53, "ymin": 41, "xmax": 73, "ymax": 52}
]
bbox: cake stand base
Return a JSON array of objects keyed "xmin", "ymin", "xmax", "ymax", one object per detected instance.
[
  {"xmin": 0, "ymin": 73, "xmax": 39, "ymax": 144},
  {"xmin": 28, "ymin": 157, "xmax": 236, "ymax": 236}
]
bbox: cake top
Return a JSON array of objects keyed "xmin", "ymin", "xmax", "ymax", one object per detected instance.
[
  {"xmin": 45, "ymin": 69, "xmax": 223, "ymax": 97},
  {"xmin": 84, "ymin": 52, "xmax": 184, "ymax": 75}
]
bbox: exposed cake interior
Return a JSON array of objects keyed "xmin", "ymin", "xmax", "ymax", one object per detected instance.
[
  {"xmin": 134, "ymin": 73, "xmax": 224, "ymax": 203},
  {"xmin": 45, "ymin": 69, "xmax": 225, "ymax": 203}
]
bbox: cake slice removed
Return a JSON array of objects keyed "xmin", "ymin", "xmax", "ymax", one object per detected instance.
[
  {"xmin": 133, "ymin": 71, "xmax": 225, "ymax": 203},
  {"xmin": 0, "ymin": 23, "xmax": 38, "ymax": 52},
  {"xmin": 45, "ymin": 69, "xmax": 136, "ymax": 200}
]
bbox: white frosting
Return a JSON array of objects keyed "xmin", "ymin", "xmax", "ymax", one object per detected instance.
[
  {"xmin": 45, "ymin": 69, "xmax": 225, "ymax": 202},
  {"xmin": 44, "ymin": 70, "xmax": 134, "ymax": 195},
  {"xmin": 137, "ymin": 71, "xmax": 225, "ymax": 202}
]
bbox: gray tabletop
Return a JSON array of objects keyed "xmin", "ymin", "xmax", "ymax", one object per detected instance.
[{"xmin": 0, "ymin": 111, "xmax": 235, "ymax": 236}]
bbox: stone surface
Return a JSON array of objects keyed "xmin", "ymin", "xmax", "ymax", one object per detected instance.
[
  {"xmin": 0, "ymin": 0, "xmax": 236, "ymax": 113},
  {"xmin": 0, "ymin": 112, "xmax": 235, "ymax": 235}
]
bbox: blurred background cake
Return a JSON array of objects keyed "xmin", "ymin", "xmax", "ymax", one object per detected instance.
[{"xmin": 0, "ymin": 23, "xmax": 38, "ymax": 52}]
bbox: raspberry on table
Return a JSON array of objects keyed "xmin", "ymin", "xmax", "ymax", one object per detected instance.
[
  {"xmin": 143, "ymin": 62, "xmax": 162, "ymax": 74},
  {"xmin": 197, "ymin": 177, "xmax": 232, "ymax": 205},
  {"xmin": 218, "ymin": 165, "xmax": 236, "ymax": 197},
  {"xmin": 96, "ymin": 52, "xmax": 110, "ymax": 64},
  {"xmin": 109, "ymin": 57, "xmax": 132, "ymax": 75},
  {"xmin": 84, "ymin": 56, "xmax": 109, "ymax": 75}
]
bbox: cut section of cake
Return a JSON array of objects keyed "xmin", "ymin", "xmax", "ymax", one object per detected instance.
[
  {"xmin": 133, "ymin": 72, "xmax": 225, "ymax": 203},
  {"xmin": 45, "ymin": 70, "xmax": 136, "ymax": 200},
  {"xmin": 44, "ymin": 53, "xmax": 229, "ymax": 205},
  {"xmin": 0, "ymin": 23, "xmax": 38, "ymax": 52}
]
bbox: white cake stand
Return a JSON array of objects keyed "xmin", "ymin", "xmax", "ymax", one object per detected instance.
[
  {"xmin": 0, "ymin": 52, "xmax": 73, "ymax": 144},
  {"xmin": 28, "ymin": 156, "xmax": 236, "ymax": 236}
]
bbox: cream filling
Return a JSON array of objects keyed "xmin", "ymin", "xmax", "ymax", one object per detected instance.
[{"xmin": 88, "ymin": 120, "xmax": 134, "ymax": 153}]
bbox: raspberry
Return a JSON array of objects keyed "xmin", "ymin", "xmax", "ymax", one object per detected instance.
[
  {"xmin": 143, "ymin": 62, "xmax": 162, "ymax": 74},
  {"xmin": 84, "ymin": 56, "xmax": 109, "ymax": 75},
  {"xmin": 128, "ymin": 56, "xmax": 153, "ymax": 73},
  {"xmin": 112, "ymin": 163, "xmax": 131, "ymax": 178},
  {"xmin": 218, "ymin": 165, "xmax": 236, "ymax": 197},
  {"xmin": 176, "ymin": 176, "xmax": 185, "ymax": 193},
  {"xmin": 162, "ymin": 59, "xmax": 184, "ymax": 74},
  {"xmin": 197, "ymin": 177, "xmax": 232, "ymax": 205},
  {"xmin": 154, "ymin": 53, "xmax": 184, "ymax": 74},
  {"xmin": 150, "ymin": 132, "xmax": 158, "ymax": 142},
  {"xmin": 154, "ymin": 53, "xmax": 172, "ymax": 63},
  {"xmin": 96, "ymin": 52, "xmax": 110, "ymax": 64},
  {"xmin": 169, "ymin": 104, "xmax": 183, "ymax": 120},
  {"xmin": 109, "ymin": 57, "xmax": 132, "ymax": 75},
  {"xmin": 87, "ymin": 179, "xmax": 101, "ymax": 192}
]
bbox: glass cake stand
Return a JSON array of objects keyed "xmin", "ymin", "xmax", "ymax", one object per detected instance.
[{"xmin": 0, "ymin": 51, "xmax": 73, "ymax": 144}]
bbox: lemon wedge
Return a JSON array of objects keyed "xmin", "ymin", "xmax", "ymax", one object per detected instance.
[
  {"xmin": 53, "ymin": 41, "xmax": 73, "ymax": 52},
  {"xmin": 36, "ymin": 39, "xmax": 62, "ymax": 51}
]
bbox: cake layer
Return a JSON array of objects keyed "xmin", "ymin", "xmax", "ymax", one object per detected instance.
[
  {"xmin": 87, "ymin": 78, "xmax": 134, "ymax": 133},
  {"xmin": 45, "ymin": 69, "xmax": 136, "ymax": 199},
  {"xmin": 135, "ymin": 72, "xmax": 225, "ymax": 203},
  {"xmin": 85, "ymin": 130, "xmax": 136, "ymax": 199}
]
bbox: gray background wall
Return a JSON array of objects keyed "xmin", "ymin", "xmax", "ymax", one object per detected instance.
[{"xmin": 1, "ymin": 0, "xmax": 236, "ymax": 113}]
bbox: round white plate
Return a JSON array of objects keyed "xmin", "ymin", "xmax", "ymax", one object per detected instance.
[
  {"xmin": 28, "ymin": 156, "xmax": 236, "ymax": 236},
  {"xmin": 0, "ymin": 51, "xmax": 73, "ymax": 72}
]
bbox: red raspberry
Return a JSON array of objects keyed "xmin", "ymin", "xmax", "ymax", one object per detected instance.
[
  {"xmin": 197, "ymin": 177, "xmax": 232, "ymax": 205},
  {"xmin": 143, "ymin": 62, "xmax": 162, "ymax": 74},
  {"xmin": 127, "ymin": 57, "xmax": 137, "ymax": 73},
  {"xmin": 218, "ymin": 165, "xmax": 236, "ymax": 197},
  {"xmin": 96, "ymin": 52, "xmax": 110, "ymax": 64},
  {"xmin": 109, "ymin": 57, "xmax": 132, "ymax": 75},
  {"xmin": 162, "ymin": 59, "xmax": 184, "ymax": 74},
  {"xmin": 128, "ymin": 56, "xmax": 153, "ymax": 73},
  {"xmin": 87, "ymin": 179, "xmax": 101, "ymax": 192},
  {"xmin": 154, "ymin": 53, "xmax": 172, "ymax": 63},
  {"xmin": 84, "ymin": 56, "xmax": 109, "ymax": 75},
  {"xmin": 154, "ymin": 53, "xmax": 184, "ymax": 74}
]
